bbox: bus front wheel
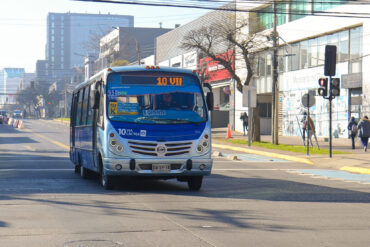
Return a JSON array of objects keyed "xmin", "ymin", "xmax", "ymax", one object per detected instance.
[
  {"xmin": 187, "ymin": 176, "xmax": 203, "ymax": 191},
  {"xmin": 100, "ymin": 173, "xmax": 114, "ymax": 190}
]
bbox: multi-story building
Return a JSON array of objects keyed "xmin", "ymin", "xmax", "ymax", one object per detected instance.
[
  {"xmin": 19, "ymin": 73, "xmax": 36, "ymax": 91},
  {"xmin": 155, "ymin": 0, "xmax": 369, "ymax": 138},
  {"xmin": 95, "ymin": 27, "xmax": 172, "ymax": 72},
  {"xmin": 46, "ymin": 12, "xmax": 134, "ymax": 80},
  {"xmin": 232, "ymin": 0, "xmax": 368, "ymax": 138},
  {"xmin": 0, "ymin": 68, "xmax": 25, "ymax": 105}
]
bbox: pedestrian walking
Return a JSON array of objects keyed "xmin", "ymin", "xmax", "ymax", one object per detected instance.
[
  {"xmin": 347, "ymin": 117, "xmax": 358, "ymax": 149},
  {"xmin": 358, "ymin": 115, "xmax": 370, "ymax": 152},
  {"xmin": 240, "ymin": 112, "xmax": 248, "ymax": 136},
  {"xmin": 303, "ymin": 114, "xmax": 315, "ymax": 146},
  {"xmin": 300, "ymin": 112, "xmax": 307, "ymax": 142}
]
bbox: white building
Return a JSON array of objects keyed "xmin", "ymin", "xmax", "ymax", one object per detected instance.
[{"xmin": 232, "ymin": 0, "xmax": 368, "ymax": 138}]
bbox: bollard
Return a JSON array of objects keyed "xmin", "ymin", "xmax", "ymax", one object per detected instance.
[{"xmin": 17, "ymin": 120, "xmax": 24, "ymax": 129}]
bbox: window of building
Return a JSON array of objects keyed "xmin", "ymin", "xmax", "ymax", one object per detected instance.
[
  {"xmin": 300, "ymin": 41, "xmax": 308, "ymax": 69},
  {"xmin": 308, "ymin": 38, "xmax": 318, "ymax": 67},
  {"xmin": 313, "ymin": 0, "xmax": 348, "ymax": 12},
  {"xmin": 317, "ymin": 36, "xmax": 326, "ymax": 66},
  {"xmin": 290, "ymin": 0, "xmax": 309, "ymax": 22},
  {"xmin": 258, "ymin": 54, "xmax": 266, "ymax": 77},
  {"xmin": 349, "ymin": 26, "xmax": 363, "ymax": 73},
  {"xmin": 259, "ymin": 103, "xmax": 272, "ymax": 118},
  {"xmin": 266, "ymin": 53, "xmax": 272, "ymax": 76},
  {"xmin": 257, "ymin": 3, "xmax": 286, "ymax": 30},
  {"xmin": 290, "ymin": 43, "xmax": 300, "ymax": 71},
  {"xmin": 219, "ymin": 86, "xmax": 230, "ymax": 110},
  {"xmin": 338, "ymin": 30, "xmax": 349, "ymax": 62}
]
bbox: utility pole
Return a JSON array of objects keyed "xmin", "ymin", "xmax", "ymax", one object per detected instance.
[{"xmin": 272, "ymin": 1, "xmax": 279, "ymax": 144}]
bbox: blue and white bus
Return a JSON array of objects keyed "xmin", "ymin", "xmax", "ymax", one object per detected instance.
[{"xmin": 70, "ymin": 66, "xmax": 214, "ymax": 190}]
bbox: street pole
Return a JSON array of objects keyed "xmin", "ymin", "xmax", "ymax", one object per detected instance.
[
  {"xmin": 248, "ymin": 89, "xmax": 251, "ymax": 147},
  {"xmin": 272, "ymin": 1, "xmax": 279, "ymax": 144},
  {"xmin": 329, "ymin": 76, "xmax": 333, "ymax": 158},
  {"xmin": 307, "ymin": 95, "xmax": 310, "ymax": 156}
]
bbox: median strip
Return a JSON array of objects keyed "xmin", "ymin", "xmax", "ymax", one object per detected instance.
[{"xmin": 212, "ymin": 143, "xmax": 314, "ymax": 165}]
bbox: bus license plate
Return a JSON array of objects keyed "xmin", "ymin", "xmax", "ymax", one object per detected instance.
[{"xmin": 152, "ymin": 164, "xmax": 171, "ymax": 173}]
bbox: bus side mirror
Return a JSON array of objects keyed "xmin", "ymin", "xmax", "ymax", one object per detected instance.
[
  {"xmin": 203, "ymin": 83, "xmax": 213, "ymax": 111},
  {"xmin": 92, "ymin": 91, "xmax": 100, "ymax": 109},
  {"xmin": 206, "ymin": 92, "xmax": 214, "ymax": 111}
]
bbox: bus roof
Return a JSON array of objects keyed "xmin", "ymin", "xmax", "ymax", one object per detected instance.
[{"xmin": 73, "ymin": 66, "xmax": 198, "ymax": 92}]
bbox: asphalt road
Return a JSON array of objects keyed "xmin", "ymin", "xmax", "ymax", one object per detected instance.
[{"xmin": 0, "ymin": 120, "xmax": 369, "ymax": 247}]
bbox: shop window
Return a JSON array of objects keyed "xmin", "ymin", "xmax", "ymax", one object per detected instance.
[
  {"xmin": 259, "ymin": 103, "xmax": 272, "ymax": 118},
  {"xmin": 220, "ymin": 86, "xmax": 230, "ymax": 110}
]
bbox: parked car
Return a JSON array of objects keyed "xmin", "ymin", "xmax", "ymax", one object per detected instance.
[
  {"xmin": 0, "ymin": 110, "xmax": 7, "ymax": 124},
  {"xmin": 13, "ymin": 110, "xmax": 23, "ymax": 118}
]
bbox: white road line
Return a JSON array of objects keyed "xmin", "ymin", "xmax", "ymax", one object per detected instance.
[
  {"xmin": 213, "ymin": 168, "xmax": 294, "ymax": 171},
  {"xmin": 0, "ymin": 159, "xmax": 69, "ymax": 162},
  {"xmin": 0, "ymin": 169, "xmax": 73, "ymax": 171}
]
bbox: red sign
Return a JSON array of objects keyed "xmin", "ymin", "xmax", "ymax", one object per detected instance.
[{"xmin": 199, "ymin": 50, "xmax": 234, "ymax": 83}]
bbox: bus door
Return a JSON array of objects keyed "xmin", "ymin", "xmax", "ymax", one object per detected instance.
[
  {"xmin": 91, "ymin": 81, "xmax": 102, "ymax": 168},
  {"xmin": 70, "ymin": 92, "xmax": 78, "ymax": 162}
]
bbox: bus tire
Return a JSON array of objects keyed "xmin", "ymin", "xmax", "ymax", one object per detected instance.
[
  {"xmin": 99, "ymin": 155, "xmax": 113, "ymax": 190},
  {"xmin": 100, "ymin": 174, "xmax": 114, "ymax": 190},
  {"xmin": 187, "ymin": 176, "xmax": 203, "ymax": 191},
  {"xmin": 74, "ymin": 165, "xmax": 80, "ymax": 174},
  {"xmin": 80, "ymin": 166, "xmax": 90, "ymax": 179}
]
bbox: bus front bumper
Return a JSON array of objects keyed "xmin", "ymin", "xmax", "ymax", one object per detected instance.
[{"xmin": 102, "ymin": 157, "xmax": 212, "ymax": 177}]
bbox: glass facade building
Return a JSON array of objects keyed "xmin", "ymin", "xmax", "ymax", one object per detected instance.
[{"xmin": 46, "ymin": 12, "xmax": 134, "ymax": 80}]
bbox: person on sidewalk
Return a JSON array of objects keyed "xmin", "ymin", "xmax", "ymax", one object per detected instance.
[
  {"xmin": 347, "ymin": 117, "xmax": 358, "ymax": 149},
  {"xmin": 240, "ymin": 112, "xmax": 248, "ymax": 136},
  {"xmin": 301, "ymin": 112, "xmax": 315, "ymax": 146},
  {"xmin": 300, "ymin": 112, "xmax": 307, "ymax": 142},
  {"xmin": 358, "ymin": 115, "xmax": 370, "ymax": 152}
]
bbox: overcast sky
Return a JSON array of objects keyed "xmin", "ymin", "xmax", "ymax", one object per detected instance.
[{"xmin": 0, "ymin": 0, "xmax": 209, "ymax": 72}]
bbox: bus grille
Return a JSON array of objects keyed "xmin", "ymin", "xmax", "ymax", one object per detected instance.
[{"xmin": 128, "ymin": 141, "xmax": 192, "ymax": 157}]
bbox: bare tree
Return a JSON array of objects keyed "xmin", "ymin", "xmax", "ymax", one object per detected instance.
[{"xmin": 181, "ymin": 16, "xmax": 268, "ymax": 141}]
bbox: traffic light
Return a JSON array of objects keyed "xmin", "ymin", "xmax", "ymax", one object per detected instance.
[
  {"xmin": 331, "ymin": 78, "xmax": 340, "ymax": 96},
  {"xmin": 318, "ymin": 78, "xmax": 328, "ymax": 97}
]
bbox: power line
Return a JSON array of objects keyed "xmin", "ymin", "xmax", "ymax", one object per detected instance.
[{"xmin": 75, "ymin": 0, "xmax": 370, "ymax": 19}]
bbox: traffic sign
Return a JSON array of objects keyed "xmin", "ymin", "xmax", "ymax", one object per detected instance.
[{"xmin": 302, "ymin": 93, "xmax": 315, "ymax": 108}]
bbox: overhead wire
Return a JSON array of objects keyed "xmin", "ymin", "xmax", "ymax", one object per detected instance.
[{"xmin": 75, "ymin": 0, "xmax": 370, "ymax": 19}]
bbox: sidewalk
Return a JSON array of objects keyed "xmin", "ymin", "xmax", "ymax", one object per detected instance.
[{"xmin": 211, "ymin": 127, "xmax": 370, "ymax": 175}]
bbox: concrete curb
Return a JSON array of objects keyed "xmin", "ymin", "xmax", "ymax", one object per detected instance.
[
  {"xmin": 340, "ymin": 166, "xmax": 370, "ymax": 175},
  {"xmin": 212, "ymin": 143, "xmax": 314, "ymax": 165}
]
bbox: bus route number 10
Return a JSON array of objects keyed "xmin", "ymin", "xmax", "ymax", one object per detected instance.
[{"xmin": 156, "ymin": 77, "xmax": 183, "ymax": 86}]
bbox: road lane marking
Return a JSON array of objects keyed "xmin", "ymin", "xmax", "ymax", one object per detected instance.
[
  {"xmin": 0, "ymin": 169, "xmax": 74, "ymax": 171},
  {"xmin": 24, "ymin": 145, "xmax": 36, "ymax": 151},
  {"xmin": 23, "ymin": 129, "xmax": 69, "ymax": 150},
  {"xmin": 0, "ymin": 159, "xmax": 69, "ymax": 162},
  {"xmin": 213, "ymin": 168, "xmax": 294, "ymax": 171}
]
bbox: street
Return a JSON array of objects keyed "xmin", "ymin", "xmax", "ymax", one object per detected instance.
[{"xmin": 0, "ymin": 120, "xmax": 370, "ymax": 247}]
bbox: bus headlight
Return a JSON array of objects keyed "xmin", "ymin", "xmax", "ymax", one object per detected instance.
[
  {"xmin": 109, "ymin": 132, "xmax": 124, "ymax": 154},
  {"xmin": 196, "ymin": 133, "xmax": 210, "ymax": 154}
]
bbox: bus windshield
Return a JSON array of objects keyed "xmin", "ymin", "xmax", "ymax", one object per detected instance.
[{"xmin": 107, "ymin": 72, "xmax": 207, "ymax": 124}]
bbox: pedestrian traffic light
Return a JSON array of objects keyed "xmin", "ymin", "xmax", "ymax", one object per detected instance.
[
  {"xmin": 331, "ymin": 78, "xmax": 340, "ymax": 96},
  {"xmin": 318, "ymin": 78, "xmax": 328, "ymax": 97}
]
